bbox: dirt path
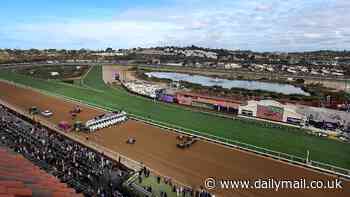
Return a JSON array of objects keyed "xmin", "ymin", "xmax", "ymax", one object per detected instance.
[
  {"xmin": 0, "ymin": 81, "xmax": 348, "ymax": 197},
  {"xmin": 305, "ymin": 79, "xmax": 350, "ymax": 92},
  {"xmin": 102, "ymin": 65, "xmax": 135, "ymax": 83}
]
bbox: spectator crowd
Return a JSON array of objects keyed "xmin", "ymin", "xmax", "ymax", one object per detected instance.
[
  {"xmin": 136, "ymin": 167, "xmax": 213, "ymax": 197},
  {"xmin": 0, "ymin": 104, "xmax": 215, "ymax": 197},
  {"xmin": 0, "ymin": 105, "xmax": 130, "ymax": 197}
]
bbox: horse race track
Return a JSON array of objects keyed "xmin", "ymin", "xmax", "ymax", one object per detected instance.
[{"xmin": 0, "ymin": 81, "xmax": 349, "ymax": 197}]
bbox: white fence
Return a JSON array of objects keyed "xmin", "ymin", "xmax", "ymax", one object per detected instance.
[
  {"xmin": 128, "ymin": 113, "xmax": 350, "ymax": 179},
  {"xmin": 1, "ymin": 78, "xmax": 349, "ymax": 180},
  {"xmin": 0, "ymin": 98, "xmax": 143, "ymax": 173}
]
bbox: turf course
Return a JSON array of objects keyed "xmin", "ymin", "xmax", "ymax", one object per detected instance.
[{"xmin": 0, "ymin": 66, "xmax": 349, "ymax": 170}]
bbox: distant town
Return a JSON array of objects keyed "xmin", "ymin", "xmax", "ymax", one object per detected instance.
[
  {"xmin": 1, "ymin": 47, "xmax": 350, "ymax": 196},
  {"xmin": 2, "ymin": 0, "xmax": 350, "ymax": 196},
  {"xmin": 1, "ymin": 46, "xmax": 350, "ymax": 78}
]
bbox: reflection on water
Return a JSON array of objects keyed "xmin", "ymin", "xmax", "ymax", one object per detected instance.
[{"xmin": 145, "ymin": 72, "xmax": 310, "ymax": 96}]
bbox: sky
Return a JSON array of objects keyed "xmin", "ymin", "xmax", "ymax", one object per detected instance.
[{"xmin": 1, "ymin": 0, "xmax": 350, "ymax": 51}]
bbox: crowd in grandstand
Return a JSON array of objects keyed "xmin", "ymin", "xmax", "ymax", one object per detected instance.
[
  {"xmin": 0, "ymin": 105, "xmax": 130, "ymax": 197},
  {"xmin": 0, "ymin": 104, "xmax": 215, "ymax": 197}
]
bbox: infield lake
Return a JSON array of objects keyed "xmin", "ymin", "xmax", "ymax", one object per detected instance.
[{"xmin": 145, "ymin": 72, "xmax": 310, "ymax": 96}]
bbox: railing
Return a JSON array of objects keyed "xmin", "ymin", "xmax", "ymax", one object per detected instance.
[
  {"xmin": 0, "ymin": 98, "xmax": 144, "ymax": 173},
  {"xmin": 0, "ymin": 79, "xmax": 195, "ymax": 188},
  {"xmin": 1, "ymin": 78, "xmax": 349, "ymax": 180},
  {"xmin": 130, "ymin": 114, "xmax": 350, "ymax": 179}
]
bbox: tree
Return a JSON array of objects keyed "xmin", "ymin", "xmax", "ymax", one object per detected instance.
[
  {"xmin": 29, "ymin": 48, "xmax": 40, "ymax": 54},
  {"xmin": 79, "ymin": 48, "xmax": 88, "ymax": 53},
  {"xmin": 105, "ymin": 47, "xmax": 114, "ymax": 53}
]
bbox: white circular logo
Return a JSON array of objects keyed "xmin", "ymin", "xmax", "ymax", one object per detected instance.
[{"xmin": 205, "ymin": 177, "xmax": 216, "ymax": 190}]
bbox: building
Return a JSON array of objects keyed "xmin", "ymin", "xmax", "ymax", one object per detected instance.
[
  {"xmin": 224, "ymin": 63, "xmax": 242, "ymax": 69},
  {"xmin": 296, "ymin": 105, "xmax": 350, "ymax": 130},
  {"xmin": 238, "ymin": 100, "xmax": 258, "ymax": 117},
  {"xmin": 239, "ymin": 100, "xmax": 306, "ymax": 125},
  {"xmin": 123, "ymin": 81, "xmax": 165, "ymax": 99},
  {"xmin": 239, "ymin": 99, "xmax": 350, "ymax": 129},
  {"xmin": 164, "ymin": 62, "xmax": 183, "ymax": 67},
  {"xmin": 176, "ymin": 92, "xmax": 241, "ymax": 114},
  {"xmin": 283, "ymin": 103, "xmax": 306, "ymax": 125},
  {"xmin": 50, "ymin": 72, "xmax": 59, "ymax": 76},
  {"xmin": 256, "ymin": 100, "xmax": 284, "ymax": 122},
  {"xmin": 0, "ymin": 147, "xmax": 83, "ymax": 197}
]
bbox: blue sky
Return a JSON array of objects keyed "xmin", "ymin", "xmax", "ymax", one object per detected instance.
[{"xmin": 1, "ymin": 0, "xmax": 349, "ymax": 51}]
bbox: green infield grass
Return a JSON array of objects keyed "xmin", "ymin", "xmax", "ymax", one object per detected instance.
[{"xmin": 0, "ymin": 66, "xmax": 349, "ymax": 170}]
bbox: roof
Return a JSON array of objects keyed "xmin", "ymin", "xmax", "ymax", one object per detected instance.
[
  {"xmin": 258, "ymin": 100, "xmax": 284, "ymax": 107},
  {"xmin": 176, "ymin": 91, "xmax": 242, "ymax": 104},
  {"xmin": 296, "ymin": 105, "xmax": 350, "ymax": 124},
  {"xmin": 0, "ymin": 146, "xmax": 83, "ymax": 197},
  {"xmin": 241, "ymin": 100, "xmax": 285, "ymax": 108}
]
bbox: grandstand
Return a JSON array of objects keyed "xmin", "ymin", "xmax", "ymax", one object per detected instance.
[
  {"xmin": 0, "ymin": 105, "xmax": 131, "ymax": 197},
  {"xmin": 297, "ymin": 106, "xmax": 350, "ymax": 130},
  {"xmin": 122, "ymin": 81, "xmax": 165, "ymax": 99},
  {"xmin": 85, "ymin": 111, "xmax": 128, "ymax": 132},
  {"xmin": 238, "ymin": 100, "xmax": 350, "ymax": 130},
  {"xmin": 0, "ymin": 146, "xmax": 83, "ymax": 197}
]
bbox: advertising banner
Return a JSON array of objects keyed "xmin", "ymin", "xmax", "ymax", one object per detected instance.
[{"xmin": 257, "ymin": 105, "xmax": 284, "ymax": 122}]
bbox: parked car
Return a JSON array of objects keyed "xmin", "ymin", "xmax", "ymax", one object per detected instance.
[{"xmin": 41, "ymin": 110, "xmax": 53, "ymax": 117}]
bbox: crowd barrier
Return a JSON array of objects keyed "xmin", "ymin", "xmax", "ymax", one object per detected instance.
[
  {"xmin": 128, "ymin": 113, "xmax": 350, "ymax": 179},
  {"xmin": 0, "ymin": 98, "xmax": 143, "ymax": 173},
  {"xmin": 0, "ymin": 91, "xmax": 193, "ymax": 190},
  {"xmin": 1, "ymin": 78, "xmax": 349, "ymax": 181}
]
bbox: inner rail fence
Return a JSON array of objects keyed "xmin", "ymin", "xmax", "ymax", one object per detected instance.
[
  {"xmin": 1, "ymin": 78, "xmax": 349, "ymax": 181},
  {"xmin": 0, "ymin": 87, "xmax": 194, "ymax": 191}
]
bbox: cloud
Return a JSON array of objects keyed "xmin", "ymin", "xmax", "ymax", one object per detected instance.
[
  {"xmin": 1, "ymin": 0, "xmax": 350, "ymax": 51},
  {"xmin": 303, "ymin": 33, "xmax": 322, "ymax": 39},
  {"xmin": 185, "ymin": 21, "xmax": 209, "ymax": 30},
  {"xmin": 255, "ymin": 4, "xmax": 272, "ymax": 12},
  {"xmin": 5, "ymin": 20, "xmax": 182, "ymax": 49}
]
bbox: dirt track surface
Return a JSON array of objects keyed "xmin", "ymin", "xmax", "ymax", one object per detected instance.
[
  {"xmin": 102, "ymin": 65, "xmax": 134, "ymax": 83},
  {"xmin": 0, "ymin": 81, "xmax": 349, "ymax": 197}
]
